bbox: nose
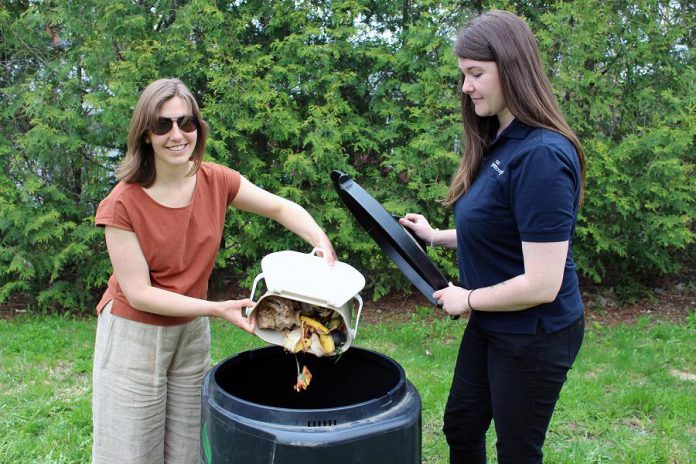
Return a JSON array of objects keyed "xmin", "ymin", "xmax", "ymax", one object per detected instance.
[
  {"xmin": 169, "ymin": 121, "xmax": 184, "ymax": 138},
  {"xmin": 462, "ymin": 75, "xmax": 474, "ymax": 93}
]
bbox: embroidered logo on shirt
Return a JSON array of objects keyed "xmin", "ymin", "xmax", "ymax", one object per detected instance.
[{"xmin": 490, "ymin": 159, "xmax": 505, "ymax": 176}]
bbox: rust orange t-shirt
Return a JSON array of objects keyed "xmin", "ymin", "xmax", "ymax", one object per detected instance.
[{"xmin": 95, "ymin": 162, "xmax": 241, "ymax": 326}]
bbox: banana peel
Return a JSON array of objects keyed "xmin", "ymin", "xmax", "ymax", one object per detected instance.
[
  {"xmin": 319, "ymin": 333, "xmax": 335, "ymax": 354},
  {"xmin": 307, "ymin": 333, "xmax": 325, "ymax": 357},
  {"xmin": 280, "ymin": 309, "xmax": 345, "ymax": 357},
  {"xmin": 299, "ymin": 315, "xmax": 330, "ymax": 334}
]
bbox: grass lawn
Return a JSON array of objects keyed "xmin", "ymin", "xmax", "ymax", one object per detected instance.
[{"xmin": 1, "ymin": 309, "xmax": 694, "ymax": 463}]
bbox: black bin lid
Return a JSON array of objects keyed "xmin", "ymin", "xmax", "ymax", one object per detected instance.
[{"xmin": 331, "ymin": 170, "xmax": 448, "ymax": 306}]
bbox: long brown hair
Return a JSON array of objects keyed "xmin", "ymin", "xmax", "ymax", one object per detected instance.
[
  {"xmin": 444, "ymin": 10, "xmax": 585, "ymax": 206},
  {"xmin": 117, "ymin": 78, "xmax": 209, "ymax": 187}
]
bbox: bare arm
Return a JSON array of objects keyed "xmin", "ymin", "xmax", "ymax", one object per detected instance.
[
  {"xmin": 231, "ymin": 176, "xmax": 337, "ymax": 263},
  {"xmin": 399, "ymin": 213, "xmax": 457, "ymax": 249},
  {"xmin": 434, "ymin": 241, "xmax": 568, "ymax": 316},
  {"xmin": 104, "ymin": 226, "xmax": 255, "ymax": 332},
  {"xmin": 430, "ymin": 229, "xmax": 457, "ymax": 248}
]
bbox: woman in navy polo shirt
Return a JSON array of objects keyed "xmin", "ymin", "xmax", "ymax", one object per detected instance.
[{"xmin": 400, "ymin": 10, "xmax": 586, "ymax": 464}]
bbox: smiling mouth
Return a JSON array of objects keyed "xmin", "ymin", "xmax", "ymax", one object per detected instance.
[{"xmin": 166, "ymin": 144, "xmax": 188, "ymax": 152}]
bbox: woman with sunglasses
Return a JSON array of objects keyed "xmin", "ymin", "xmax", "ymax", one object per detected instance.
[
  {"xmin": 92, "ymin": 78, "xmax": 336, "ymax": 464},
  {"xmin": 400, "ymin": 10, "xmax": 585, "ymax": 464}
]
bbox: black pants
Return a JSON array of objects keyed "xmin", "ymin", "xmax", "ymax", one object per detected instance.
[{"xmin": 443, "ymin": 316, "xmax": 584, "ymax": 464}]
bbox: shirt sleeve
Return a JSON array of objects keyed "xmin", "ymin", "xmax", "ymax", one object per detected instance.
[
  {"xmin": 510, "ymin": 144, "xmax": 579, "ymax": 242},
  {"xmin": 222, "ymin": 165, "xmax": 241, "ymax": 205},
  {"xmin": 95, "ymin": 191, "xmax": 134, "ymax": 231}
]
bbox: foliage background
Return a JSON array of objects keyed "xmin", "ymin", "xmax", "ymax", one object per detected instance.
[{"xmin": 1, "ymin": 0, "xmax": 694, "ymax": 311}]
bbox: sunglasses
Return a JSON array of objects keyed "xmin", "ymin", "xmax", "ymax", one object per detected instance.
[{"xmin": 152, "ymin": 115, "xmax": 199, "ymax": 136}]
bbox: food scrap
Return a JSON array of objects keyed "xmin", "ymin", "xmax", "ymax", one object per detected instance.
[
  {"xmin": 255, "ymin": 296, "xmax": 347, "ymax": 357},
  {"xmin": 254, "ymin": 296, "xmax": 300, "ymax": 330},
  {"xmin": 294, "ymin": 362, "xmax": 312, "ymax": 393}
]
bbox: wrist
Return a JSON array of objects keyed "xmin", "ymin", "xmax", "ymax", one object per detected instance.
[
  {"xmin": 209, "ymin": 301, "xmax": 224, "ymax": 318},
  {"xmin": 467, "ymin": 289, "xmax": 476, "ymax": 311},
  {"xmin": 430, "ymin": 228, "xmax": 440, "ymax": 247}
]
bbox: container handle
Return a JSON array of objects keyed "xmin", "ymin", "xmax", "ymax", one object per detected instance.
[
  {"xmin": 350, "ymin": 294, "xmax": 363, "ymax": 337},
  {"xmin": 310, "ymin": 247, "xmax": 335, "ymax": 263},
  {"xmin": 309, "ymin": 247, "xmax": 325, "ymax": 257},
  {"xmin": 245, "ymin": 273, "xmax": 265, "ymax": 317}
]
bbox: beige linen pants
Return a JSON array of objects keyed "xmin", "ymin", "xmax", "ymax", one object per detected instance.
[{"xmin": 92, "ymin": 301, "xmax": 211, "ymax": 464}]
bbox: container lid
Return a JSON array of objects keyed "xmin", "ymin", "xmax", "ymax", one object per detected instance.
[
  {"xmin": 330, "ymin": 170, "xmax": 448, "ymax": 306},
  {"xmin": 260, "ymin": 250, "xmax": 365, "ymax": 309}
]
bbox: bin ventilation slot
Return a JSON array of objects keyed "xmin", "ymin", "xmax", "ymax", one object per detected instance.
[{"xmin": 308, "ymin": 419, "xmax": 337, "ymax": 427}]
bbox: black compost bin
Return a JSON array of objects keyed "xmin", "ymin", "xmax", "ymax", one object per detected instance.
[{"xmin": 201, "ymin": 346, "xmax": 421, "ymax": 464}]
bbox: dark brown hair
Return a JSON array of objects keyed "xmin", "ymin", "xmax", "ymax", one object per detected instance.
[
  {"xmin": 445, "ymin": 10, "xmax": 585, "ymax": 206},
  {"xmin": 117, "ymin": 78, "xmax": 209, "ymax": 187}
]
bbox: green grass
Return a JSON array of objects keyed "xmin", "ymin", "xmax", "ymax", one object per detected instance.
[{"xmin": 1, "ymin": 310, "xmax": 694, "ymax": 463}]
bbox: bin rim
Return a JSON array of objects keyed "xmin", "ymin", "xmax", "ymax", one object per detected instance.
[{"xmin": 205, "ymin": 346, "xmax": 409, "ymax": 425}]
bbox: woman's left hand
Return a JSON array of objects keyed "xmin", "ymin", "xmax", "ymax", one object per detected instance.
[
  {"xmin": 314, "ymin": 234, "xmax": 337, "ymax": 266},
  {"xmin": 216, "ymin": 299, "xmax": 256, "ymax": 334},
  {"xmin": 433, "ymin": 283, "xmax": 471, "ymax": 316}
]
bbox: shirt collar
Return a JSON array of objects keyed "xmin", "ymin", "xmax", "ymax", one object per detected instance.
[
  {"xmin": 488, "ymin": 118, "xmax": 531, "ymax": 150},
  {"xmin": 497, "ymin": 117, "xmax": 531, "ymax": 139}
]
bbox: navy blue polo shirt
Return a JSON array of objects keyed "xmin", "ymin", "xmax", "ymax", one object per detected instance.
[{"xmin": 453, "ymin": 118, "xmax": 584, "ymax": 334}]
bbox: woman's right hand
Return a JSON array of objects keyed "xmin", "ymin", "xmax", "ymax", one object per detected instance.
[
  {"xmin": 399, "ymin": 213, "xmax": 436, "ymax": 244},
  {"xmin": 216, "ymin": 299, "xmax": 256, "ymax": 334}
]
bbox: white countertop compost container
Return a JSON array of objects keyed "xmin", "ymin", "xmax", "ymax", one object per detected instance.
[{"xmin": 245, "ymin": 248, "xmax": 366, "ymax": 354}]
